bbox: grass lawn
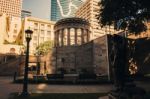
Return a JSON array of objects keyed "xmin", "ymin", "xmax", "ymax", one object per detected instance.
[{"xmin": 9, "ymin": 93, "xmax": 107, "ymax": 99}]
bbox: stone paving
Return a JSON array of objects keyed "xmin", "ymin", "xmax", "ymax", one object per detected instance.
[
  {"xmin": 0, "ymin": 77, "xmax": 150, "ymax": 99},
  {"xmin": 0, "ymin": 77, "xmax": 113, "ymax": 99}
]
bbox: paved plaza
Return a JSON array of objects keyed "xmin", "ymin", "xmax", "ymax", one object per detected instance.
[
  {"xmin": 0, "ymin": 77, "xmax": 150, "ymax": 99},
  {"xmin": 0, "ymin": 77, "xmax": 113, "ymax": 99}
]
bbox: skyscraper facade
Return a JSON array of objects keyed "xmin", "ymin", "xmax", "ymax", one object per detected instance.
[
  {"xmin": 50, "ymin": 0, "xmax": 85, "ymax": 21},
  {"xmin": 75, "ymin": 0, "xmax": 120, "ymax": 39},
  {"xmin": 0, "ymin": 0, "xmax": 22, "ymax": 18},
  {"xmin": 75, "ymin": 0, "xmax": 106, "ymax": 39},
  {"xmin": 21, "ymin": 10, "xmax": 31, "ymax": 19},
  {"xmin": 24, "ymin": 17, "xmax": 55, "ymax": 54}
]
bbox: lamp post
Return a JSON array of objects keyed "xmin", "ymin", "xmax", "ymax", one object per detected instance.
[{"xmin": 20, "ymin": 29, "xmax": 33, "ymax": 96}]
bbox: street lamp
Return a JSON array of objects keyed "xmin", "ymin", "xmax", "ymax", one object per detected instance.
[{"xmin": 20, "ymin": 29, "xmax": 33, "ymax": 96}]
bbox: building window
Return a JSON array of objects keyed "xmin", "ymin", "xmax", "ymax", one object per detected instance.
[
  {"xmin": 34, "ymin": 29, "xmax": 38, "ymax": 33},
  {"xmin": 41, "ymin": 24, "xmax": 45, "ymax": 29},
  {"xmin": 33, "ymin": 43, "xmax": 37, "ymax": 48},
  {"xmin": 14, "ymin": 29, "xmax": 17, "ymax": 33},
  {"xmin": 41, "ymin": 30, "xmax": 45, "ymax": 35},
  {"xmin": 47, "ymin": 31, "xmax": 51, "ymax": 36},
  {"xmin": 41, "ymin": 24, "xmax": 44, "ymax": 26},
  {"xmin": 10, "ymin": 48, "xmax": 16, "ymax": 53},
  {"xmin": 40, "ymin": 37, "xmax": 44, "ymax": 43},
  {"xmin": 33, "ymin": 36, "xmax": 37, "ymax": 41},
  {"xmin": 47, "ymin": 25, "xmax": 51, "ymax": 28},
  {"xmin": 14, "ymin": 24, "xmax": 17, "ymax": 28},
  {"xmin": 34, "ymin": 23, "xmax": 38, "ymax": 27},
  {"xmin": 13, "ymin": 35, "xmax": 17, "ymax": 39},
  {"xmin": 46, "ymin": 37, "xmax": 51, "ymax": 41}
]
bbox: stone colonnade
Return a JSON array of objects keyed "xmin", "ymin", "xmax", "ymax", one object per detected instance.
[{"xmin": 54, "ymin": 18, "xmax": 90, "ymax": 47}]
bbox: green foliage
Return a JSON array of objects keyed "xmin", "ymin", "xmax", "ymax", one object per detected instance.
[
  {"xmin": 36, "ymin": 41, "xmax": 53, "ymax": 55},
  {"xmin": 98, "ymin": 0, "xmax": 150, "ymax": 34}
]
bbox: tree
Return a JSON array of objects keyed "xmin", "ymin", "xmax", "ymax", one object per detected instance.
[
  {"xmin": 36, "ymin": 41, "xmax": 54, "ymax": 55},
  {"xmin": 97, "ymin": 0, "xmax": 150, "ymax": 34}
]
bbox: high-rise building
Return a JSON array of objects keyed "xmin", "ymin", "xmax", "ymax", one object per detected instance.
[
  {"xmin": 0, "ymin": 0, "xmax": 22, "ymax": 18},
  {"xmin": 24, "ymin": 17, "xmax": 55, "ymax": 54},
  {"xmin": 0, "ymin": 14, "xmax": 55, "ymax": 54},
  {"xmin": 0, "ymin": 14, "xmax": 23, "ymax": 54},
  {"xmin": 50, "ymin": 0, "xmax": 85, "ymax": 21},
  {"xmin": 75, "ymin": 0, "xmax": 119, "ymax": 39},
  {"xmin": 21, "ymin": 10, "xmax": 31, "ymax": 19}
]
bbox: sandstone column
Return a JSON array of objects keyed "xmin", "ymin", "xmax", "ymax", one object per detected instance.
[
  {"xmin": 54, "ymin": 31, "xmax": 57, "ymax": 47},
  {"xmin": 67, "ymin": 28, "xmax": 70, "ymax": 46},
  {"xmin": 81, "ymin": 28, "xmax": 84, "ymax": 44},
  {"xmin": 56, "ymin": 31, "xmax": 59, "ymax": 46},
  {"xmin": 57, "ymin": 31, "xmax": 60, "ymax": 46},
  {"xmin": 61, "ymin": 29, "xmax": 64, "ymax": 46},
  {"xmin": 87, "ymin": 29, "xmax": 90, "ymax": 42},
  {"xmin": 75, "ymin": 28, "xmax": 77, "ymax": 45},
  {"xmin": 84, "ymin": 29, "xmax": 87, "ymax": 43}
]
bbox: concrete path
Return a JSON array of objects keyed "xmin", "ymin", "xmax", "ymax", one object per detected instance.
[
  {"xmin": 1, "ymin": 77, "xmax": 149, "ymax": 99},
  {"xmin": 0, "ymin": 77, "xmax": 113, "ymax": 99}
]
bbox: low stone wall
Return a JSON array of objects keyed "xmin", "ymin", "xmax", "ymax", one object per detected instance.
[
  {"xmin": 0, "ymin": 53, "xmax": 54, "ymax": 76},
  {"xmin": 0, "ymin": 55, "xmax": 25, "ymax": 76},
  {"xmin": 76, "ymin": 42, "xmax": 93, "ymax": 73},
  {"xmin": 54, "ymin": 46, "xmax": 78, "ymax": 73},
  {"xmin": 54, "ymin": 35, "xmax": 110, "ymax": 75}
]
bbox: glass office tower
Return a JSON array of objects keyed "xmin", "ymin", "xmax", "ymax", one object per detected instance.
[{"xmin": 51, "ymin": 0, "xmax": 84, "ymax": 21}]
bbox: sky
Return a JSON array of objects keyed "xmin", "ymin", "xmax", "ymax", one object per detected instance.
[
  {"xmin": 22, "ymin": 0, "xmax": 87, "ymax": 20},
  {"xmin": 22, "ymin": 0, "xmax": 50, "ymax": 20}
]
